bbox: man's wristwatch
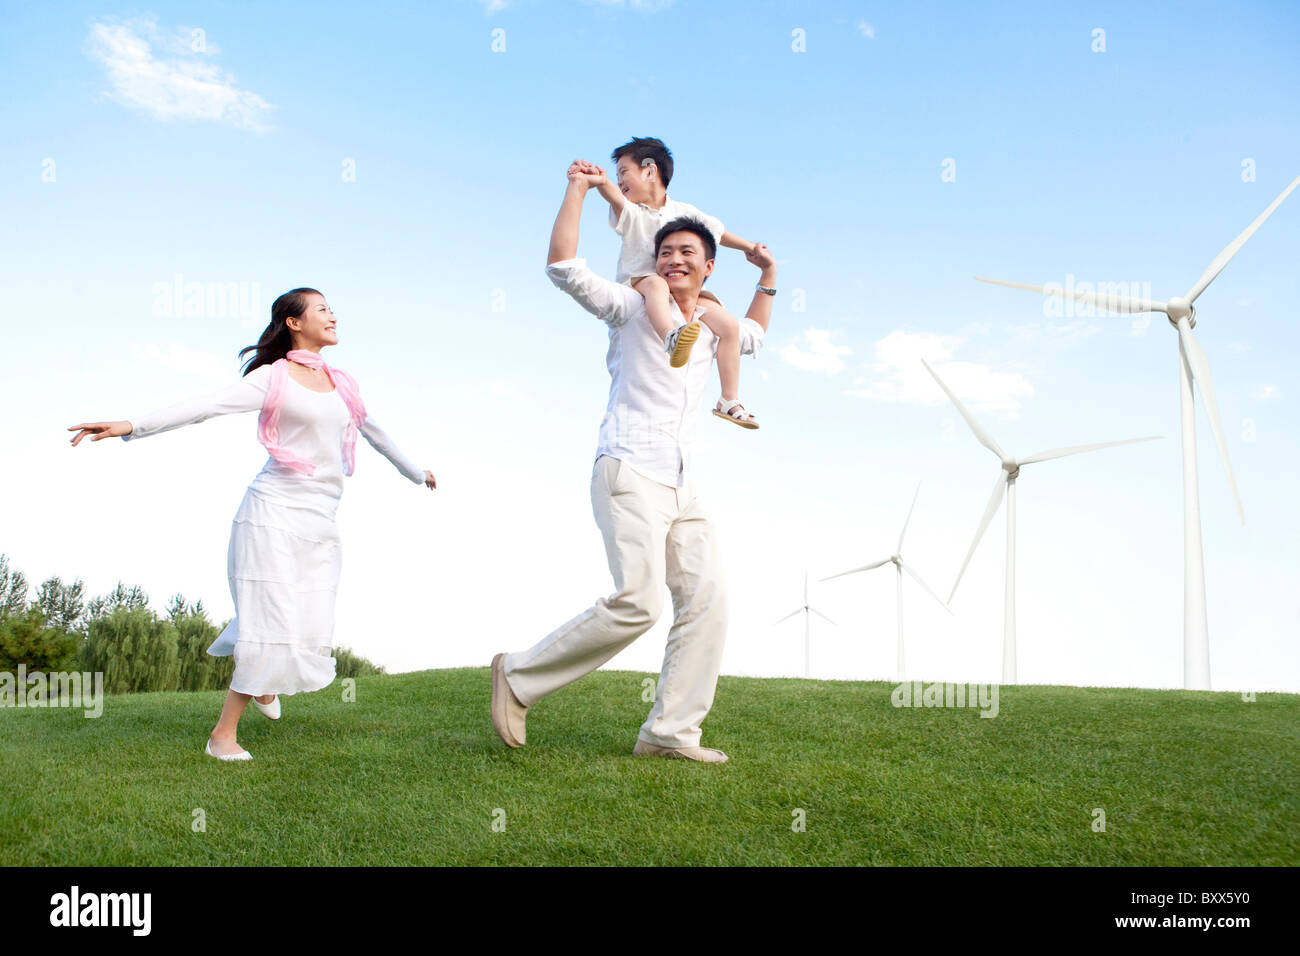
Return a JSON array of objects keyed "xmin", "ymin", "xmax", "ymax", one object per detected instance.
[{"xmin": 756, "ymin": 284, "xmax": 777, "ymax": 296}]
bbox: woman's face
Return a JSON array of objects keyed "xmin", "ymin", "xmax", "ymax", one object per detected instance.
[{"xmin": 287, "ymin": 293, "xmax": 339, "ymax": 350}]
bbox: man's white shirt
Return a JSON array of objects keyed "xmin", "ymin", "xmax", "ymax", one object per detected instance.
[
  {"xmin": 546, "ymin": 257, "xmax": 764, "ymax": 489},
  {"xmin": 610, "ymin": 196, "xmax": 726, "ymax": 283}
]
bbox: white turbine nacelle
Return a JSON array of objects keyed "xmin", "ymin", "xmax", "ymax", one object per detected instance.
[
  {"xmin": 972, "ymin": 172, "xmax": 1299, "ymax": 689},
  {"xmin": 1166, "ymin": 296, "xmax": 1194, "ymax": 328}
]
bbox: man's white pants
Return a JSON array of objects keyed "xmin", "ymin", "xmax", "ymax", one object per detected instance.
[{"xmin": 504, "ymin": 455, "xmax": 727, "ymax": 749}]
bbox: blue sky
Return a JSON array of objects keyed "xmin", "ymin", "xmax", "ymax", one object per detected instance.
[{"xmin": 2, "ymin": 0, "xmax": 1298, "ymax": 692}]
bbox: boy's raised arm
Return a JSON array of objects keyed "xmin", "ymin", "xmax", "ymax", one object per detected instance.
[
  {"xmin": 721, "ymin": 231, "xmax": 757, "ymax": 254},
  {"xmin": 570, "ymin": 159, "xmax": 626, "ymax": 219}
]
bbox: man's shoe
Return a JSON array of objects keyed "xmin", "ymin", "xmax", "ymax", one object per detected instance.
[
  {"xmin": 491, "ymin": 653, "xmax": 527, "ymax": 748},
  {"xmin": 632, "ymin": 740, "xmax": 728, "ymax": 763}
]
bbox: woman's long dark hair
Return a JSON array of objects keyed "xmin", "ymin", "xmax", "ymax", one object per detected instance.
[{"xmin": 239, "ymin": 287, "xmax": 322, "ymax": 376}]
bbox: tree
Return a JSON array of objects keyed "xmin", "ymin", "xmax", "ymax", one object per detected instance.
[
  {"xmin": 80, "ymin": 607, "xmax": 180, "ymax": 695},
  {"xmin": 85, "ymin": 582, "xmax": 149, "ymax": 621},
  {"xmin": 0, "ymin": 554, "xmax": 28, "ymax": 620},
  {"xmin": 0, "ymin": 608, "xmax": 78, "ymax": 673},
  {"xmin": 36, "ymin": 576, "xmax": 86, "ymax": 632}
]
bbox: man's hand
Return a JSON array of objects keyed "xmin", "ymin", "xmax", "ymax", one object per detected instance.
[
  {"xmin": 746, "ymin": 242, "xmax": 775, "ymax": 271},
  {"xmin": 567, "ymin": 159, "xmax": 606, "ymax": 189},
  {"xmin": 423, "ymin": 469, "xmax": 437, "ymax": 490}
]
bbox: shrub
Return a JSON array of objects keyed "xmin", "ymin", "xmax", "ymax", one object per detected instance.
[
  {"xmin": 0, "ymin": 608, "xmax": 78, "ymax": 674},
  {"xmin": 80, "ymin": 607, "xmax": 180, "ymax": 695},
  {"xmin": 168, "ymin": 597, "xmax": 235, "ymax": 692},
  {"xmin": 335, "ymin": 646, "xmax": 386, "ymax": 679}
]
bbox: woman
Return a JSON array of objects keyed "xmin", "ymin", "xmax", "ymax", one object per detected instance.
[{"xmin": 69, "ymin": 288, "xmax": 436, "ymax": 761}]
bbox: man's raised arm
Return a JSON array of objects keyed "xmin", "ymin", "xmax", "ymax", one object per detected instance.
[
  {"xmin": 547, "ymin": 166, "xmax": 597, "ymax": 265},
  {"xmin": 742, "ymin": 243, "xmax": 778, "ymax": 334},
  {"xmin": 545, "ymin": 165, "xmax": 639, "ymax": 327}
]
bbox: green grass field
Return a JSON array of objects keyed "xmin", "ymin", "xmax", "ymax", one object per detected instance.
[{"xmin": 1, "ymin": 668, "xmax": 1296, "ymax": 866}]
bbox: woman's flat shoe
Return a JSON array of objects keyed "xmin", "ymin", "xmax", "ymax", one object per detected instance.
[
  {"xmin": 252, "ymin": 695, "xmax": 280, "ymax": 720},
  {"xmin": 205, "ymin": 739, "xmax": 252, "ymax": 762}
]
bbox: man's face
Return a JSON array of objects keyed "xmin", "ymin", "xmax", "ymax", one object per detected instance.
[
  {"xmin": 615, "ymin": 155, "xmax": 657, "ymax": 204},
  {"xmin": 656, "ymin": 231, "xmax": 714, "ymax": 295}
]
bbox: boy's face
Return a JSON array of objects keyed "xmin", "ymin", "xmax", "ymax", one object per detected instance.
[
  {"xmin": 615, "ymin": 155, "xmax": 658, "ymax": 204},
  {"xmin": 655, "ymin": 231, "xmax": 713, "ymax": 295}
]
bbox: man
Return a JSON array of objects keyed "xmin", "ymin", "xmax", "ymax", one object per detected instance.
[{"xmin": 490, "ymin": 161, "xmax": 778, "ymax": 762}]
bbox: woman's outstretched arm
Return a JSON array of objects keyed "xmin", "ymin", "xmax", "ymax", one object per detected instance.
[
  {"xmin": 359, "ymin": 416, "xmax": 436, "ymax": 489},
  {"xmin": 68, "ymin": 365, "xmax": 272, "ymax": 447}
]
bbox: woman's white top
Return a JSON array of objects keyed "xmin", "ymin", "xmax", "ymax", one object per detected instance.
[{"xmin": 124, "ymin": 363, "xmax": 425, "ymax": 517}]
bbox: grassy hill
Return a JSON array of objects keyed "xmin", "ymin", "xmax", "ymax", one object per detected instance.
[{"xmin": 1, "ymin": 668, "xmax": 1295, "ymax": 866}]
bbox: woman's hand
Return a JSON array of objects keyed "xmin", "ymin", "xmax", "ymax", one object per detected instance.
[
  {"xmin": 68, "ymin": 421, "xmax": 132, "ymax": 446},
  {"xmin": 423, "ymin": 470, "xmax": 437, "ymax": 490}
]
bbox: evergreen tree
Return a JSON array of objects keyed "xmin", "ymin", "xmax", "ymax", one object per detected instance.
[
  {"xmin": 0, "ymin": 608, "xmax": 78, "ymax": 673},
  {"xmin": 36, "ymin": 576, "xmax": 86, "ymax": 632},
  {"xmin": 0, "ymin": 554, "xmax": 28, "ymax": 620}
]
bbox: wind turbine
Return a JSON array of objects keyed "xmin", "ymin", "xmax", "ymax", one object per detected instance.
[
  {"xmin": 775, "ymin": 569, "xmax": 836, "ymax": 678},
  {"xmin": 821, "ymin": 483, "xmax": 952, "ymax": 681},
  {"xmin": 973, "ymin": 173, "xmax": 1299, "ymax": 689},
  {"xmin": 923, "ymin": 358, "xmax": 1161, "ymax": 683}
]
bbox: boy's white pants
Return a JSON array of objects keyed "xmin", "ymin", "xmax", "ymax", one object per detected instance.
[{"xmin": 504, "ymin": 455, "xmax": 728, "ymax": 749}]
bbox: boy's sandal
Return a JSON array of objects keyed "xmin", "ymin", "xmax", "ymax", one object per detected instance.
[
  {"xmin": 665, "ymin": 321, "xmax": 701, "ymax": 368},
  {"xmin": 713, "ymin": 398, "xmax": 759, "ymax": 429}
]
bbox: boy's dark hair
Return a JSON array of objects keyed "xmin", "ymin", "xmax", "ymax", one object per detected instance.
[
  {"xmin": 653, "ymin": 217, "xmax": 717, "ymax": 263},
  {"xmin": 611, "ymin": 136, "xmax": 673, "ymax": 188}
]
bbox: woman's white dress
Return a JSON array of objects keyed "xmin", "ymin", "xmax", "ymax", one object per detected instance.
[{"xmin": 124, "ymin": 363, "xmax": 425, "ymax": 696}]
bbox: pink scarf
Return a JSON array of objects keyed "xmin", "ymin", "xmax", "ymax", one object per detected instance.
[{"xmin": 258, "ymin": 349, "xmax": 367, "ymax": 477}]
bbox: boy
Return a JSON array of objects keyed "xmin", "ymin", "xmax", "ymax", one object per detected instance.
[{"xmin": 570, "ymin": 137, "xmax": 766, "ymax": 428}]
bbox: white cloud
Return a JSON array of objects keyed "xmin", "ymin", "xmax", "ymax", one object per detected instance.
[
  {"xmin": 778, "ymin": 329, "xmax": 852, "ymax": 376},
  {"xmin": 857, "ymin": 20, "xmax": 876, "ymax": 39},
  {"xmin": 1229, "ymin": 341, "xmax": 1251, "ymax": 352},
  {"xmin": 478, "ymin": 0, "xmax": 510, "ymax": 12},
  {"xmin": 87, "ymin": 18, "xmax": 274, "ymax": 131},
  {"xmin": 1250, "ymin": 384, "xmax": 1280, "ymax": 401},
  {"xmin": 844, "ymin": 330, "xmax": 1034, "ymax": 415}
]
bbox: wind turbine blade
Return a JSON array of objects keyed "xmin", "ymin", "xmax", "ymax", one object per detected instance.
[
  {"xmin": 1017, "ymin": 436, "xmax": 1162, "ymax": 465},
  {"xmin": 821, "ymin": 559, "xmax": 891, "ymax": 581},
  {"xmin": 775, "ymin": 608, "xmax": 802, "ymax": 625},
  {"xmin": 1178, "ymin": 323, "xmax": 1246, "ymax": 524},
  {"xmin": 897, "ymin": 482, "xmax": 921, "ymax": 553},
  {"xmin": 810, "ymin": 608, "xmax": 837, "ymax": 627},
  {"xmin": 975, "ymin": 276, "xmax": 1168, "ymax": 315},
  {"xmin": 900, "ymin": 561, "xmax": 954, "ymax": 616},
  {"xmin": 950, "ymin": 471, "xmax": 1007, "ymax": 603},
  {"xmin": 921, "ymin": 358, "xmax": 1007, "ymax": 460},
  {"xmin": 1186, "ymin": 173, "xmax": 1300, "ymax": 303}
]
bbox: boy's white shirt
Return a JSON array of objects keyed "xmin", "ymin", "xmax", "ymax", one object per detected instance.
[
  {"xmin": 610, "ymin": 194, "xmax": 726, "ymax": 283},
  {"xmin": 545, "ymin": 257, "xmax": 763, "ymax": 489}
]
